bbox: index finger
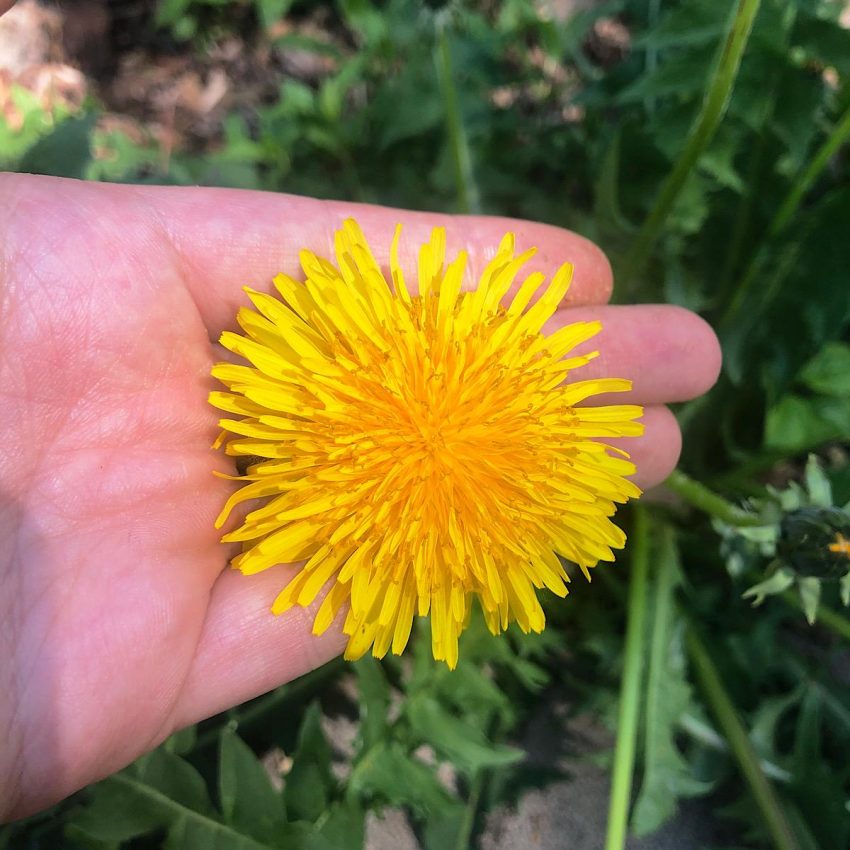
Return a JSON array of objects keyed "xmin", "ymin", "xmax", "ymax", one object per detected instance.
[{"xmin": 127, "ymin": 185, "xmax": 614, "ymax": 333}]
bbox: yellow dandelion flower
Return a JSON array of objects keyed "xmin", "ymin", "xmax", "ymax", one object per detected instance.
[{"xmin": 210, "ymin": 219, "xmax": 643, "ymax": 668}]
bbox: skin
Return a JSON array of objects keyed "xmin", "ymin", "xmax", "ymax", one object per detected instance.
[{"xmin": 0, "ymin": 173, "xmax": 721, "ymax": 822}]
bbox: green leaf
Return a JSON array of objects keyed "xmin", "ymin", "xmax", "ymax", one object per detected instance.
[
  {"xmin": 355, "ymin": 657, "xmax": 391, "ymax": 751},
  {"xmin": 69, "ymin": 775, "xmax": 166, "ymax": 844},
  {"xmin": 434, "ymin": 662, "xmax": 514, "ymax": 731},
  {"xmin": 803, "ymin": 455, "xmax": 833, "ymax": 508},
  {"xmin": 743, "ymin": 566, "xmax": 796, "ymax": 606},
  {"xmin": 347, "ymin": 743, "xmax": 453, "ymax": 818},
  {"xmin": 790, "ymin": 690, "xmax": 850, "ymax": 850},
  {"xmin": 593, "ymin": 130, "xmax": 633, "ymax": 237},
  {"xmin": 19, "ymin": 113, "xmax": 96, "ymax": 179},
  {"xmin": 764, "ymin": 394, "xmax": 850, "ymax": 453},
  {"xmin": 155, "ymin": 0, "xmax": 192, "ymax": 27},
  {"xmin": 285, "ymin": 703, "xmax": 334, "ymax": 823},
  {"xmin": 219, "ymin": 726, "xmax": 286, "ymax": 843},
  {"xmin": 254, "ymin": 0, "xmax": 293, "ymax": 30},
  {"xmin": 314, "ymin": 802, "xmax": 365, "ymax": 850},
  {"xmin": 420, "ymin": 802, "xmax": 467, "ymax": 850},
  {"xmin": 797, "ymin": 576, "xmax": 821, "ymax": 625},
  {"xmin": 632, "ymin": 525, "xmax": 709, "ymax": 836},
  {"xmin": 70, "ymin": 749, "xmax": 275, "ymax": 849},
  {"xmin": 164, "ymin": 725, "xmax": 198, "ymax": 755},
  {"xmin": 749, "ymin": 689, "xmax": 802, "ymax": 766},
  {"xmin": 406, "ymin": 695, "xmax": 523, "ymax": 776},
  {"xmin": 631, "ymin": 0, "xmax": 726, "ymax": 49},
  {"xmin": 799, "ymin": 343, "xmax": 850, "ymax": 398}
]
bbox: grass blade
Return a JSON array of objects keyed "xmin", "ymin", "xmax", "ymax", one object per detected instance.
[
  {"xmin": 686, "ymin": 626, "xmax": 801, "ymax": 850},
  {"xmin": 604, "ymin": 504, "xmax": 651, "ymax": 850},
  {"xmin": 621, "ymin": 0, "xmax": 762, "ymax": 285}
]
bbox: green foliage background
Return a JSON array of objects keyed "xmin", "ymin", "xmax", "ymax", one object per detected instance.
[{"xmin": 2, "ymin": 0, "xmax": 850, "ymax": 848}]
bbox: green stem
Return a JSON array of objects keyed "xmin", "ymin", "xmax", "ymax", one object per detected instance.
[
  {"xmin": 717, "ymin": 3, "xmax": 795, "ymax": 298},
  {"xmin": 769, "ymin": 103, "xmax": 850, "ymax": 238},
  {"xmin": 454, "ymin": 771, "xmax": 484, "ymax": 850},
  {"xmin": 686, "ymin": 627, "xmax": 800, "ymax": 850},
  {"xmin": 604, "ymin": 505, "xmax": 651, "ymax": 850},
  {"xmin": 781, "ymin": 591, "xmax": 850, "ymax": 641},
  {"xmin": 665, "ymin": 468, "xmax": 764, "ymax": 527},
  {"xmin": 434, "ymin": 18, "xmax": 480, "ymax": 215},
  {"xmin": 621, "ymin": 0, "xmax": 762, "ymax": 286},
  {"xmin": 720, "ymin": 102, "xmax": 850, "ymax": 330}
]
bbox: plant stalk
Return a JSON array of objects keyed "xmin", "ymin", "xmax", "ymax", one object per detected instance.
[
  {"xmin": 455, "ymin": 771, "xmax": 484, "ymax": 850},
  {"xmin": 721, "ymin": 102, "xmax": 850, "ymax": 330},
  {"xmin": 621, "ymin": 0, "xmax": 762, "ymax": 286},
  {"xmin": 434, "ymin": 18, "xmax": 480, "ymax": 215},
  {"xmin": 604, "ymin": 504, "xmax": 651, "ymax": 850},
  {"xmin": 664, "ymin": 468, "xmax": 764, "ymax": 526},
  {"xmin": 686, "ymin": 627, "xmax": 800, "ymax": 850},
  {"xmin": 769, "ymin": 103, "xmax": 850, "ymax": 238}
]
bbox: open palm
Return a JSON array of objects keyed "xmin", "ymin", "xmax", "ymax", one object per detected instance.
[{"xmin": 0, "ymin": 173, "xmax": 720, "ymax": 821}]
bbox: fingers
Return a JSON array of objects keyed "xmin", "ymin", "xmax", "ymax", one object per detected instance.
[
  {"xmin": 170, "ymin": 564, "xmax": 346, "ymax": 729},
  {"xmin": 547, "ymin": 304, "xmax": 722, "ymax": 405},
  {"xmin": 619, "ymin": 404, "xmax": 682, "ymax": 489},
  {"xmin": 123, "ymin": 182, "xmax": 614, "ymax": 332},
  {"xmin": 540, "ymin": 304, "xmax": 718, "ymax": 489}
]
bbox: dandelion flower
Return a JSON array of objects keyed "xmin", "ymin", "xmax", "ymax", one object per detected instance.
[{"xmin": 210, "ymin": 219, "xmax": 643, "ymax": 668}]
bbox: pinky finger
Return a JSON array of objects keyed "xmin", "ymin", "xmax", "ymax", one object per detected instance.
[{"xmin": 607, "ymin": 405, "xmax": 681, "ymax": 491}]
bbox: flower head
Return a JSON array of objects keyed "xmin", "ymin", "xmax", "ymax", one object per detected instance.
[{"xmin": 211, "ymin": 220, "xmax": 643, "ymax": 668}]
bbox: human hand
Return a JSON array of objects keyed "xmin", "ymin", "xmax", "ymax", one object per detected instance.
[{"xmin": 0, "ymin": 173, "xmax": 720, "ymax": 821}]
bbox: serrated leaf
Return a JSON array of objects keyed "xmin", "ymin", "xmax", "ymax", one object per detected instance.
[
  {"xmin": 743, "ymin": 566, "xmax": 795, "ymax": 605},
  {"xmin": 632, "ymin": 526, "xmax": 710, "ymax": 836},
  {"xmin": 347, "ymin": 743, "xmax": 453, "ymax": 818},
  {"xmin": 749, "ymin": 689, "xmax": 802, "ymax": 766},
  {"xmin": 285, "ymin": 703, "xmax": 334, "ymax": 823},
  {"xmin": 406, "ymin": 695, "xmax": 523, "ymax": 776},
  {"xmin": 434, "ymin": 662, "xmax": 514, "ymax": 730},
  {"xmin": 219, "ymin": 726, "xmax": 286, "ymax": 843},
  {"xmin": 70, "ymin": 749, "xmax": 275, "ymax": 849}
]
